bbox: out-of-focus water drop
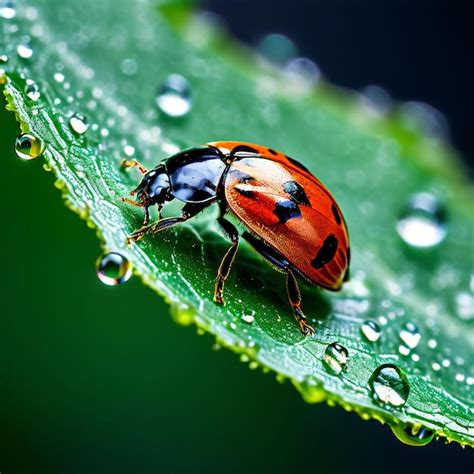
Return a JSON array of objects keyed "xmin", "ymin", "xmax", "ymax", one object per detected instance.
[
  {"xmin": 396, "ymin": 193, "xmax": 447, "ymax": 248},
  {"xmin": 399, "ymin": 322, "xmax": 421, "ymax": 349},
  {"xmin": 0, "ymin": 1, "xmax": 16, "ymax": 19},
  {"xmin": 257, "ymin": 33, "xmax": 297, "ymax": 65},
  {"xmin": 156, "ymin": 74, "xmax": 192, "ymax": 118}
]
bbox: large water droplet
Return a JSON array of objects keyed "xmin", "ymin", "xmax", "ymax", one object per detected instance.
[
  {"xmin": 69, "ymin": 112, "xmax": 89, "ymax": 135},
  {"xmin": 25, "ymin": 80, "xmax": 40, "ymax": 101},
  {"xmin": 15, "ymin": 132, "xmax": 44, "ymax": 160},
  {"xmin": 257, "ymin": 33, "xmax": 297, "ymax": 65},
  {"xmin": 399, "ymin": 322, "xmax": 421, "ymax": 349},
  {"xmin": 390, "ymin": 423, "xmax": 435, "ymax": 447},
  {"xmin": 96, "ymin": 252, "xmax": 132, "ymax": 286},
  {"xmin": 369, "ymin": 364, "xmax": 409, "ymax": 407},
  {"xmin": 17, "ymin": 41, "xmax": 33, "ymax": 59},
  {"xmin": 323, "ymin": 342, "xmax": 349, "ymax": 375},
  {"xmin": 396, "ymin": 193, "xmax": 447, "ymax": 248},
  {"xmin": 156, "ymin": 74, "xmax": 192, "ymax": 118},
  {"xmin": 361, "ymin": 320, "xmax": 382, "ymax": 342},
  {"xmin": 0, "ymin": 1, "xmax": 16, "ymax": 19}
]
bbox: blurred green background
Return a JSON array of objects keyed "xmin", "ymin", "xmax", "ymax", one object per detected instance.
[{"xmin": 0, "ymin": 99, "xmax": 472, "ymax": 472}]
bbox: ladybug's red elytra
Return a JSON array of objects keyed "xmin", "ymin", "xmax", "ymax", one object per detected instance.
[{"xmin": 121, "ymin": 141, "xmax": 350, "ymax": 336}]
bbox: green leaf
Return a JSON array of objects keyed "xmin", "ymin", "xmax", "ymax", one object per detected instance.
[{"xmin": 1, "ymin": 0, "xmax": 473, "ymax": 446}]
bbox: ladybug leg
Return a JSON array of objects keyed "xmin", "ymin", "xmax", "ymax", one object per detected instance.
[
  {"xmin": 214, "ymin": 218, "xmax": 239, "ymax": 305},
  {"xmin": 127, "ymin": 202, "xmax": 208, "ymax": 244},
  {"xmin": 286, "ymin": 271, "xmax": 315, "ymax": 336},
  {"xmin": 121, "ymin": 159, "xmax": 148, "ymax": 175}
]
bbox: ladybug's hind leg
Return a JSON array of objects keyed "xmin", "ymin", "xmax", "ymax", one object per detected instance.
[
  {"xmin": 214, "ymin": 217, "xmax": 240, "ymax": 305},
  {"xmin": 286, "ymin": 271, "xmax": 315, "ymax": 336}
]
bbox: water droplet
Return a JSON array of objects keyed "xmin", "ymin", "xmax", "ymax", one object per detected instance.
[
  {"xmin": 69, "ymin": 113, "xmax": 89, "ymax": 135},
  {"xmin": 456, "ymin": 292, "xmax": 474, "ymax": 320},
  {"xmin": 15, "ymin": 132, "xmax": 44, "ymax": 160},
  {"xmin": 123, "ymin": 145, "xmax": 135, "ymax": 157},
  {"xmin": 427, "ymin": 338, "xmax": 437, "ymax": 349},
  {"xmin": 0, "ymin": 1, "xmax": 16, "ymax": 19},
  {"xmin": 361, "ymin": 320, "xmax": 381, "ymax": 342},
  {"xmin": 399, "ymin": 322, "xmax": 421, "ymax": 349},
  {"xmin": 323, "ymin": 342, "xmax": 349, "ymax": 375},
  {"xmin": 53, "ymin": 72, "xmax": 65, "ymax": 83},
  {"xmin": 96, "ymin": 252, "xmax": 132, "ymax": 286},
  {"xmin": 396, "ymin": 193, "xmax": 447, "ymax": 248},
  {"xmin": 284, "ymin": 57, "xmax": 321, "ymax": 86},
  {"xmin": 17, "ymin": 41, "xmax": 33, "ymax": 59},
  {"xmin": 369, "ymin": 364, "xmax": 409, "ymax": 407},
  {"xmin": 359, "ymin": 85, "xmax": 392, "ymax": 115},
  {"xmin": 25, "ymin": 80, "xmax": 40, "ymax": 100},
  {"xmin": 400, "ymin": 101, "xmax": 450, "ymax": 140},
  {"xmin": 390, "ymin": 423, "xmax": 434, "ymax": 447},
  {"xmin": 241, "ymin": 311, "xmax": 255, "ymax": 324},
  {"xmin": 156, "ymin": 74, "xmax": 192, "ymax": 118},
  {"xmin": 120, "ymin": 58, "xmax": 138, "ymax": 76},
  {"xmin": 257, "ymin": 33, "xmax": 297, "ymax": 65}
]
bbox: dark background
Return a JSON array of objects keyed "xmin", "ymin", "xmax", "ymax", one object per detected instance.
[
  {"xmin": 207, "ymin": 0, "xmax": 473, "ymax": 172},
  {"xmin": 1, "ymin": 1, "xmax": 473, "ymax": 473}
]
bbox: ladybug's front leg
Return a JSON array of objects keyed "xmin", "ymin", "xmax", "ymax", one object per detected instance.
[
  {"xmin": 127, "ymin": 202, "xmax": 208, "ymax": 244},
  {"xmin": 286, "ymin": 271, "xmax": 314, "ymax": 336},
  {"xmin": 214, "ymin": 217, "xmax": 240, "ymax": 305}
]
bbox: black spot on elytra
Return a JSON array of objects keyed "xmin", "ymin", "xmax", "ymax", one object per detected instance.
[
  {"xmin": 231, "ymin": 145, "xmax": 259, "ymax": 155},
  {"xmin": 268, "ymin": 148, "xmax": 278, "ymax": 155},
  {"xmin": 331, "ymin": 204, "xmax": 342, "ymax": 225},
  {"xmin": 283, "ymin": 181, "xmax": 310, "ymax": 206},
  {"xmin": 311, "ymin": 235, "xmax": 338, "ymax": 269},
  {"xmin": 285, "ymin": 155, "xmax": 310, "ymax": 173},
  {"xmin": 273, "ymin": 199, "xmax": 302, "ymax": 224}
]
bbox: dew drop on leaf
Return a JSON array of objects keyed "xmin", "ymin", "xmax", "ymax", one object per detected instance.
[
  {"xmin": 323, "ymin": 342, "xmax": 349, "ymax": 375},
  {"xmin": 69, "ymin": 112, "xmax": 89, "ymax": 135},
  {"xmin": 241, "ymin": 311, "xmax": 255, "ymax": 324},
  {"xmin": 120, "ymin": 58, "xmax": 138, "ymax": 76},
  {"xmin": 390, "ymin": 423, "xmax": 435, "ymax": 447},
  {"xmin": 369, "ymin": 364, "xmax": 410, "ymax": 407},
  {"xmin": 17, "ymin": 41, "xmax": 33, "ymax": 59},
  {"xmin": 399, "ymin": 322, "xmax": 421, "ymax": 349},
  {"xmin": 53, "ymin": 72, "xmax": 65, "ymax": 83},
  {"xmin": 156, "ymin": 74, "xmax": 192, "ymax": 118},
  {"xmin": 284, "ymin": 57, "xmax": 321, "ymax": 87},
  {"xmin": 0, "ymin": 1, "xmax": 16, "ymax": 19},
  {"xmin": 25, "ymin": 79, "xmax": 40, "ymax": 100},
  {"xmin": 15, "ymin": 132, "xmax": 44, "ymax": 160},
  {"xmin": 360, "ymin": 320, "xmax": 382, "ymax": 342},
  {"xmin": 257, "ymin": 33, "xmax": 297, "ymax": 65},
  {"xmin": 396, "ymin": 193, "xmax": 447, "ymax": 248},
  {"xmin": 96, "ymin": 252, "xmax": 132, "ymax": 286}
]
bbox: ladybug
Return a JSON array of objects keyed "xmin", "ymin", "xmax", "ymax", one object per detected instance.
[{"xmin": 121, "ymin": 141, "xmax": 350, "ymax": 336}]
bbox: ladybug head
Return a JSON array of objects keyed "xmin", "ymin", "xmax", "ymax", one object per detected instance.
[{"xmin": 132, "ymin": 165, "xmax": 171, "ymax": 206}]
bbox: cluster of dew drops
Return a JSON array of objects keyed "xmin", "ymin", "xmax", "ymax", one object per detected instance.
[{"xmin": 2, "ymin": 4, "xmax": 473, "ymax": 443}]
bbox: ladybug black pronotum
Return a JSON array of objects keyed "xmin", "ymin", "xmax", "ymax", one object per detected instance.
[{"xmin": 121, "ymin": 141, "xmax": 350, "ymax": 336}]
